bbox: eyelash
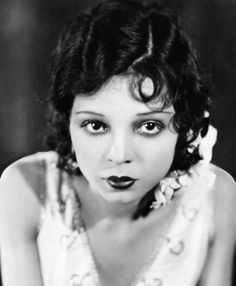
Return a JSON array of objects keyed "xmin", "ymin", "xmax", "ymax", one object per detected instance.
[
  {"xmin": 80, "ymin": 120, "xmax": 108, "ymax": 135},
  {"xmin": 80, "ymin": 119, "xmax": 164, "ymax": 136},
  {"xmin": 136, "ymin": 120, "xmax": 164, "ymax": 137}
]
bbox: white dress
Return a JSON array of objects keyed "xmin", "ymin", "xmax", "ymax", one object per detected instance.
[{"xmin": 33, "ymin": 151, "xmax": 216, "ymax": 286}]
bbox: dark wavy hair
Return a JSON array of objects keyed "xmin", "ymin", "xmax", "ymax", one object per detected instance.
[{"xmin": 46, "ymin": 0, "xmax": 212, "ymax": 216}]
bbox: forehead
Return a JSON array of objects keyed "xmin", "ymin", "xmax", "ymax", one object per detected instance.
[{"xmin": 71, "ymin": 76, "xmax": 175, "ymax": 114}]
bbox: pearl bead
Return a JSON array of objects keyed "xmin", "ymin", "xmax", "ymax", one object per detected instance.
[
  {"xmin": 70, "ymin": 274, "xmax": 81, "ymax": 286},
  {"xmin": 167, "ymin": 238, "xmax": 184, "ymax": 255},
  {"xmin": 182, "ymin": 206, "xmax": 198, "ymax": 221}
]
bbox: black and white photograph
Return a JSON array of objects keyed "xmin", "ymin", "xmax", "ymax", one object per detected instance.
[{"xmin": 0, "ymin": 1, "xmax": 236, "ymax": 285}]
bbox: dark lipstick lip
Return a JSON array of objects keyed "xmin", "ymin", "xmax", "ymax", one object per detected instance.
[{"xmin": 106, "ymin": 176, "xmax": 136, "ymax": 190}]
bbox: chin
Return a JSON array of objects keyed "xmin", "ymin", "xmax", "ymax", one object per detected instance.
[{"xmin": 100, "ymin": 189, "xmax": 144, "ymax": 205}]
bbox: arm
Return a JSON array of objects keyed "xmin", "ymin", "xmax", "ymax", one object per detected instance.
[
  {"xmin": 0, "ymin": 160, "xmax": 44, "ymax": 286},
  {"xmin": 199, "ymin": 167, "xmax": 236, "ymax": 286}
]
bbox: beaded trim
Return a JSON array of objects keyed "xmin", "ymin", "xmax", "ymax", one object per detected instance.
[
  {"xmin": 150, "ymin": 125, "xmax": 217, "ymax": 210},
  {"xmin": 69, "ymin": 187, "xmax": 100, "ymax": 285}
]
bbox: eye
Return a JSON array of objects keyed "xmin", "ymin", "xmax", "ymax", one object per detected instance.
[
  {"xmin": 137, "ymin": 121, "xmax": 164, "ymax": 136},
  {"xmin": 81, "ymin": 120, "xmax": 108, "ymax": 135}
]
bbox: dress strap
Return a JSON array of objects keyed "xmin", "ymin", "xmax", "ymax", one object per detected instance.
[
  {"xmin": 37, "ymin": 151, "xmax": 67, "ymax": 231},
  {"xmin": 41, "ymin": 151, "xmax": 76, "ymax": 231}
]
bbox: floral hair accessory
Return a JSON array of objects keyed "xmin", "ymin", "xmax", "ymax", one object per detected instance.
[
  {"xmin": 187, "ymin": 122, "xmax": 217, "ymax": 163},
  {"xmin": 186, "ymin": 131, "xmax": 201, "ymax": 154},
  {"xmin": 198, "ymin": 125, "xmax": 217, "ymax": 164}
]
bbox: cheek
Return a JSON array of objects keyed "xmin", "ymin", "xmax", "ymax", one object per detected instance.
[
  {"xmin": 74, "ymin": 141, "xmax": 95, "ymax": 164},
  {"xmin": 71, "ymin": 134, "xmax": 104, "ymax": 173},
  {"xmin": 140, "ymin": 132, "xmax": 178, "ymax": 176}
]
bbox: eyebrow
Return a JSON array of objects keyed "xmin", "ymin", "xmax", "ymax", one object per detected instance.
[
  {"xmin": 136, "ymin": 110, "xmax": 174, "ymax": 116},
  {"xmin": 74, "ymin": 110, "xmax": 174, "ymax": 117},
  {"xmin": 74, "ymin": 111, "xmax": 105, "ymax": 117}
]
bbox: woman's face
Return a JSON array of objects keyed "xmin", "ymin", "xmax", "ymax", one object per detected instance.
[{"xmin": 70, "ymin": 76, "xmax": 178, "ymax": 205}]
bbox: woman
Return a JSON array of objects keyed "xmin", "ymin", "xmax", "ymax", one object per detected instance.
[{"xmin": 0, "ymin": 1, "xmax": 235, "ymax": 285}]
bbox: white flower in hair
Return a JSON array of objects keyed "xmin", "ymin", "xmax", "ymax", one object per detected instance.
[
  {"xmin": 199, "ymin": 125, "xmax": 217, "ymax": 163},
  {"xmin": 187, "ymin": 130, "xmax": 201, "ymax": 154},
  {"xmin": 187, "ymin": 124, "xmax": 217, "ymax": 163}
]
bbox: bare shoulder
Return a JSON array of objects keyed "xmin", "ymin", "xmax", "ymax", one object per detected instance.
[
  {"xmin": 211, "ymin": 164, "xmax": 235, "ymax": 185},
  {"xmin": 210, "ymin": 164, "xmax": 236, "ymax": 204},
  {"xmin": 197, "ymin": 165, "xmax": 236, "ymax": 285},
  {"xmin": 210, "ymin": 164, "xmax": 236, "ymax": 239},
  {"xmin": 0, "ymin": 152, "xmax": 52, "ymax": 241},
  {"xmin": 0, "ymin": 152, "xmax": 50, "ymax": 203}
]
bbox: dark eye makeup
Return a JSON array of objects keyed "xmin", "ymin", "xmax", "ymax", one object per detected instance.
[
  {"xmin": 136, "ymin": 120, "xmax": 165, "ymax": 137},
  {"xmin": 80, "ymin": 119, "xmax": 108, "ymax": 135},
  {"xmin": 79, "ymin": 118, "xmax": 165, "ymax": 137}
]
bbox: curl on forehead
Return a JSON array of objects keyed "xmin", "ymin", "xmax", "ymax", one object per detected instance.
[{"xmin": 128, "ymin": 71, "xmax": 175, "ymax": 113}]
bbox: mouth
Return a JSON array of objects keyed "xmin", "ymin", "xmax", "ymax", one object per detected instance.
[{"xmin": 106, "ymin": 176, "xmax": 136, "ymax": 190}]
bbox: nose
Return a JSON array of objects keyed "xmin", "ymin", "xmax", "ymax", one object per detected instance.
[{"xmin": 106, "ymin": 134, "xmax": 133, "ymax": 165}]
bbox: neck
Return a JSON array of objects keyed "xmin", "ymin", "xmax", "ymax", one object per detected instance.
[
  {"xmin": 101, "ymin": 200, "xmax": 140, "ymax": 221},
  {"xmin": 72, "ymin": 175, "xmax": 140, "ymax": 225}
]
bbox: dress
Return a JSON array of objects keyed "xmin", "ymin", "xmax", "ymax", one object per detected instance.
[{"xmin": 32, "ymin": 149, "xmax": 216, "ymax": 286}]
